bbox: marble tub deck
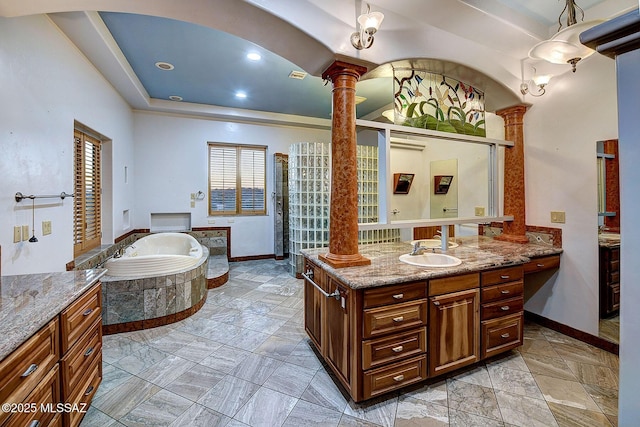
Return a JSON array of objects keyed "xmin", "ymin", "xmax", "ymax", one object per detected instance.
[{"xmin": 81, "ymin": 259, "xmax": 618, "ymax": 427}]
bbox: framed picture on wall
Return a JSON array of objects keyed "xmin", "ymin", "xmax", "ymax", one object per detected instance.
[{"xmin": 393, "ymin": 173, "xmax": 414, "ymax": 194}]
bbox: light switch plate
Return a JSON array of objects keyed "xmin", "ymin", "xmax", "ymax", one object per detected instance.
[
  {"xmin": 475, "ymin": 206, "xmax": 485, "ymax": 216},
  {"xmin": 13, "ymin": 226, "xmax": 21, "ymax": 243},
  {"xmin": 550, "ymin": 211, "xmax": 566, "ymax": 223},
  {"xmin": 22, "ymin": 225, "xmax": 29, "ymax": 241}
]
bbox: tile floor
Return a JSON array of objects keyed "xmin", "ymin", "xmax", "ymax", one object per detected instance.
[{"xmin": 81, "ymin": 259, "xmax": 619, "ymax": 427}]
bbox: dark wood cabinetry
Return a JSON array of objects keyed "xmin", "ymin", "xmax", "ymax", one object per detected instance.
[
  {"xmin": 303, "ymin": 255, "xmax": 553, "ymax": 402},
  {"xmin": 599, "ymin": 246, "xmax": 620, "ymax": 317}
]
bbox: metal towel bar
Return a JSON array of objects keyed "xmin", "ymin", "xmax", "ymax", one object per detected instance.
[
  {"xmin": 15, "ymin": 192, "xmax": 74, "ymax": 202},
  {"xmin": 302, "ymin": 271, "xmax": 341, "ymax": 300}
]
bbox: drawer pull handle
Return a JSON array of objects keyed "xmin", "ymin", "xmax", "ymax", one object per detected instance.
[
  {"xmin": 84, "ymin": 385, "xmax": 94, "ymax": 396},
  {"xmin": 393, "ymin": 374, "xmax": 405, "ymax": 382},
  {"xmin": 500, "ymin": 306, "xmax": 510, "ymax": 311},
  {"xmin": 83, "ymin": 308, "xmax": 94, "ymax": 316},
  {"xmin": 392, "ymin": 345, "xmax": 404, "ymax": 353},
  {"xmin": 84, "ymin": 347, "xmax": 94, "ymax": 357},
  {"xmin": 433, "ymin": 301, "xmax": 440, "ymax": 306},
  {"xmin": 29, "ymin": 421, "xmax": 40, "ymax": 427},
  {"xmin": 21, "ymin": 363, "xmax": 39, "ymax": 377},
  {"xmin": 500, "ymin": 290, "xmax": 510, "ymax": 294},
  {"xmin": 392, "ymin": 293, "xmax": 404, "ymax": 300},
  {"xmin": 392, "ymin": 316, "xmax": 404, "ymax": 323},
  {"xmin": 501, "ymin": 333, "xmax": 511, "ymax": 338},
  {"xmin": 536, "ymin": 263, "xmax": 544, "ymax": 267},
  {"xmin": 500, "ymin": 275, "xmax": 510, "ymax": 279}
]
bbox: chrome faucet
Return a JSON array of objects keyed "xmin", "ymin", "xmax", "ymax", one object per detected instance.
[
  {"xmin": 113, "ymin": 248, "xmax": 124, "ymax": 258},
  {"xmin": 410, "ymin": 242, "xmax": 433, "ymax": 256}
]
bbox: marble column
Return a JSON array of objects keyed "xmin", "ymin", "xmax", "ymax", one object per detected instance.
[
  {"xmin": 495, "ymin": 105, "xmax": 529, "ymax": 244},
  {"xmin": 318, "ymin": 61, "xmax": 371, "ymax": 268}
]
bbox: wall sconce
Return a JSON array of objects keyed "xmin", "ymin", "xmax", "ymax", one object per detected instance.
[
  {"xmin": 528, "ymin": 0, "xmax": 603, "ymax": 72},
  {"xmin": 350, "ymin": 3, "xmax": 384, "ymax": 50},
  {"xmin": 520, "ymin": 70, "xmax": 552, "ymax": 97}
]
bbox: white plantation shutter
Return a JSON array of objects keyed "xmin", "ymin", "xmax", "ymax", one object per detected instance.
[
  {"xmin": 74, "ymin": 130, "xmax": 102, "ymax": 257},
  {"xmin": 208, "ymin": 143, "xmax": 266, "ymax": 215}
]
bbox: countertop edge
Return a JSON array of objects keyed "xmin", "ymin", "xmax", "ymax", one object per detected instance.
[{"xmin": 0, "ymin": 269, "xmax": 107, "ymax": 362}]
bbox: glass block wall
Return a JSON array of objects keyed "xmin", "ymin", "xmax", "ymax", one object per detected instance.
[{"xmin": 288, "ymin": 142, "xmax": 401, "ymax": 275}]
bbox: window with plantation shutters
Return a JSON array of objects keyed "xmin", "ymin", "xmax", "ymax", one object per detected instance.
[
  {"xmin": 208, "ymin": 143, "xmax": 266, "ymax": 216},
  {"xmin": 74, "ymin": 130, "xmax": 102, "ymax": 257}
]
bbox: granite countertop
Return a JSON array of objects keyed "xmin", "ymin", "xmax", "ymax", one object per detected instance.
[
  {"xmin": 0, "ymin": 269, "xmax": 107, "ymax": 362},
  {"xmin": 598, "ymin": 233, "xmax": 620, "ymax": 248},
  {"xmin": 302, "ymin": 236, "xmax": 563, "ymax": 289}
]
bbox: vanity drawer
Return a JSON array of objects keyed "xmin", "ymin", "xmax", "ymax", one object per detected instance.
[
  {"xmin": 363, "ymin": 300, "xmax": 427, "ymax": 339},
  {"xmin": 428, "ymin": 273, "xmax": 479, "ymax": 296},
  {"xmin": 5, "ymin": 364, "xmax": 60, "ymax": 427},
  {"xmin": 362, "ymin": 328, "xmax": 426, "ymax": 370},
  {"xmin": 363, "ymin": 355, "xmax": 427, "ymax": 399},
  {"xmin": 481, "ymin": 296, "xmax": 523, "ymax": 321},
  {"xmin": 481, "ymin": 281, "xmax": 523, "ymax": 303},
  {"xmin": 60, "ymin": 283, "xmax": 102, "ymax": 354},
  {"xmin": 523, "ymin": 255, "xmax": 560, "ymax": 274},
  {"xmin": 64, "ymin": 356, "xmax": 102, "ymax": 427},
  {"xmin": 60, "ymin": 319, "xmax": 102, "ymax": 398},
  {"xmin": 363, "ymin": 282, "xmax": 426, "ymax": 308},
  {"xmin": 481, "ymin": 266, "xmax": 524, "ymax": 286},
  {"xmin": 0, "ymin": 318, "xmax": 59, "ymax": 425},
  {"xmin": 481, "ymin": 313, "xmax": 523, "ymax": 358}
]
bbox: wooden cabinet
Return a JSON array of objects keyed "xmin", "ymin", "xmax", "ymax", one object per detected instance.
[
  {"xmin": 303, "ymin": 259, "xmax": 326, "ymax": 349},
  {"xmin": 428, "ymin": 288, "xmax": 480, "ymax": 377},
  {"xmin": 0, "ymin": 319, "xmax": 59, "ymax": 426},
  {"xmin": 0, "ymin": 281, "xmax": 102, "ymax": 427},
  {"xmin": 599, "ymin": 246, "xmax": 620, "ymax": 317},
  {"xmin": 303, "ymin": 254, "xmax": 553, "ymax": 402},
  {"xmin": 324, "ymin": 277, "xmax": 351, "ymax": 385},
  {"xmin": 480, "ymin": 266, "xmax": 524, "ymax": 359},
  {"xmin": 60, "ymin": 283, "xmax": 102, "ymax": 427}
]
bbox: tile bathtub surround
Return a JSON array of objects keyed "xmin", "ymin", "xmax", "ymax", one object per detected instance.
[{"xmin": 80, "ymin": 259, "xmax": 619, "ymax": 427}]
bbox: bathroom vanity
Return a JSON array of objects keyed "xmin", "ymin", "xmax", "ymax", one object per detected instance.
[
  {"xmin": 0, "ymin": 269, "xmax": 105, "ymax": 427},
  {"xmin": 302, "ymin": 237, "xmax": 561, "ymax": 402}
]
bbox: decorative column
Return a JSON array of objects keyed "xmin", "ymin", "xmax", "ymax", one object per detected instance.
[
  {"xmin": 318, "ymin": 61, "xmax": 371, "ymax": 268},
  {"xmin": 495, "ymin": 105, "xmax": 529, "ymax": 244}
]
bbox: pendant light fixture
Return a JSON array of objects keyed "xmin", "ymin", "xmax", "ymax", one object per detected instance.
[
  {"xmin": 350, "ymin": 3, "xmax": 385, "ymax": 50},
  {"xmin": 528, "ymin": 0, "xmax": 604, "ymax": 72}
]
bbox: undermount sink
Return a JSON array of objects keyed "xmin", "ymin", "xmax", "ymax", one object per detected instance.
[
  {"xmin": 399, "ymin": 253, "xmax": 462, "ymax": 268},
  {"xmin": 410, "ymin": 239, "xmax": 459, "ymax": 249}
]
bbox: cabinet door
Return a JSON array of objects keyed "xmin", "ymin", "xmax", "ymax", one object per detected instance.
[
  {"xmin": 304, "ymin": 262, "xmax": 326, "ymax": 350},
  {"xmin": 325, "ymin": 279, "xmax": 350, "ymax": 385},
  {"xmin": 428, "ymin": 289, "xmax": 479, "ymax": 377}
]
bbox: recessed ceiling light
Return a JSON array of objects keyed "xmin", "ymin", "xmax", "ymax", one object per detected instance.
[
  {"xmin": 169, "ymin": 95, "xmax": 183, "ymax": 101},
  {"xmin": 155, "ymin": 61, "xmax": 174, "ymax": 71},
  {"xmin": 235, "ymin": 91, "xmax": 247, "ymax": 99},
  {"xmin": 246, "ymin": 52, "xmax": 261, "ymax": 61}
]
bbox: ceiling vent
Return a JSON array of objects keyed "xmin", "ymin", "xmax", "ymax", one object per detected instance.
[{"xmin": 288, "ymin": 70, "xmax": 307, "ymax": 80}]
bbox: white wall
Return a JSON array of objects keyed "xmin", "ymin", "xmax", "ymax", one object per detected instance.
[
  {"xmin": 522, "ymin": 54, "xmax": 618, "ymax": 335},
  {"xmin": 0, "ymin": 15, "xmax": 135, "ymax": 275},
  {"xmin": 132, "ymin": 111, "xmax": 330, "ymax": 258}
]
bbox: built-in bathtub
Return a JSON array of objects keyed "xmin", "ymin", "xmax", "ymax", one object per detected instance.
[
  {"xmin": 104, "ymin": 232, "xmax": 203, "ymax": 277},
  {"xmin": 100, "ymin": 232, "xmax": 209, "ymax": 334}
]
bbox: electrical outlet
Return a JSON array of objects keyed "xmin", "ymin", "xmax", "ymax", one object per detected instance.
[
  {"xmin": 550, "ymin": 211, "xmax": 566, "ymax": 223},
  {"xmin": 474, "ymin": 206, "xmax": 485, "ymax": 216},
  {"xmin": 228, "ymin": 219, "xmax": 235, "ymax": 223},
  {"xmin": 42, "ymin": 220, "xmax": 52, "ymax": 235},
  {"xmin": 190, "ymin": 201, "xmax": 196, "ymax": 208},
  {"xmin": 22, "ymin": 225, "xmax": 29, "ymax": 241},
  {"xmin": 13, "ymin": 226, "xmax": 21, "ymax": 243},
  {"xmin": 208, "ymin": 219, "xmax": 216, "ymax": 224},
  {"xmin": 190, "ymin": 193, "xmax": 196, "ymax": 200}
]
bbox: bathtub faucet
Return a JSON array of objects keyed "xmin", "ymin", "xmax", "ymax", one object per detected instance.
[{"xmin": 113, "ymin": 248, "xmax": 125, "ymax": 258}]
